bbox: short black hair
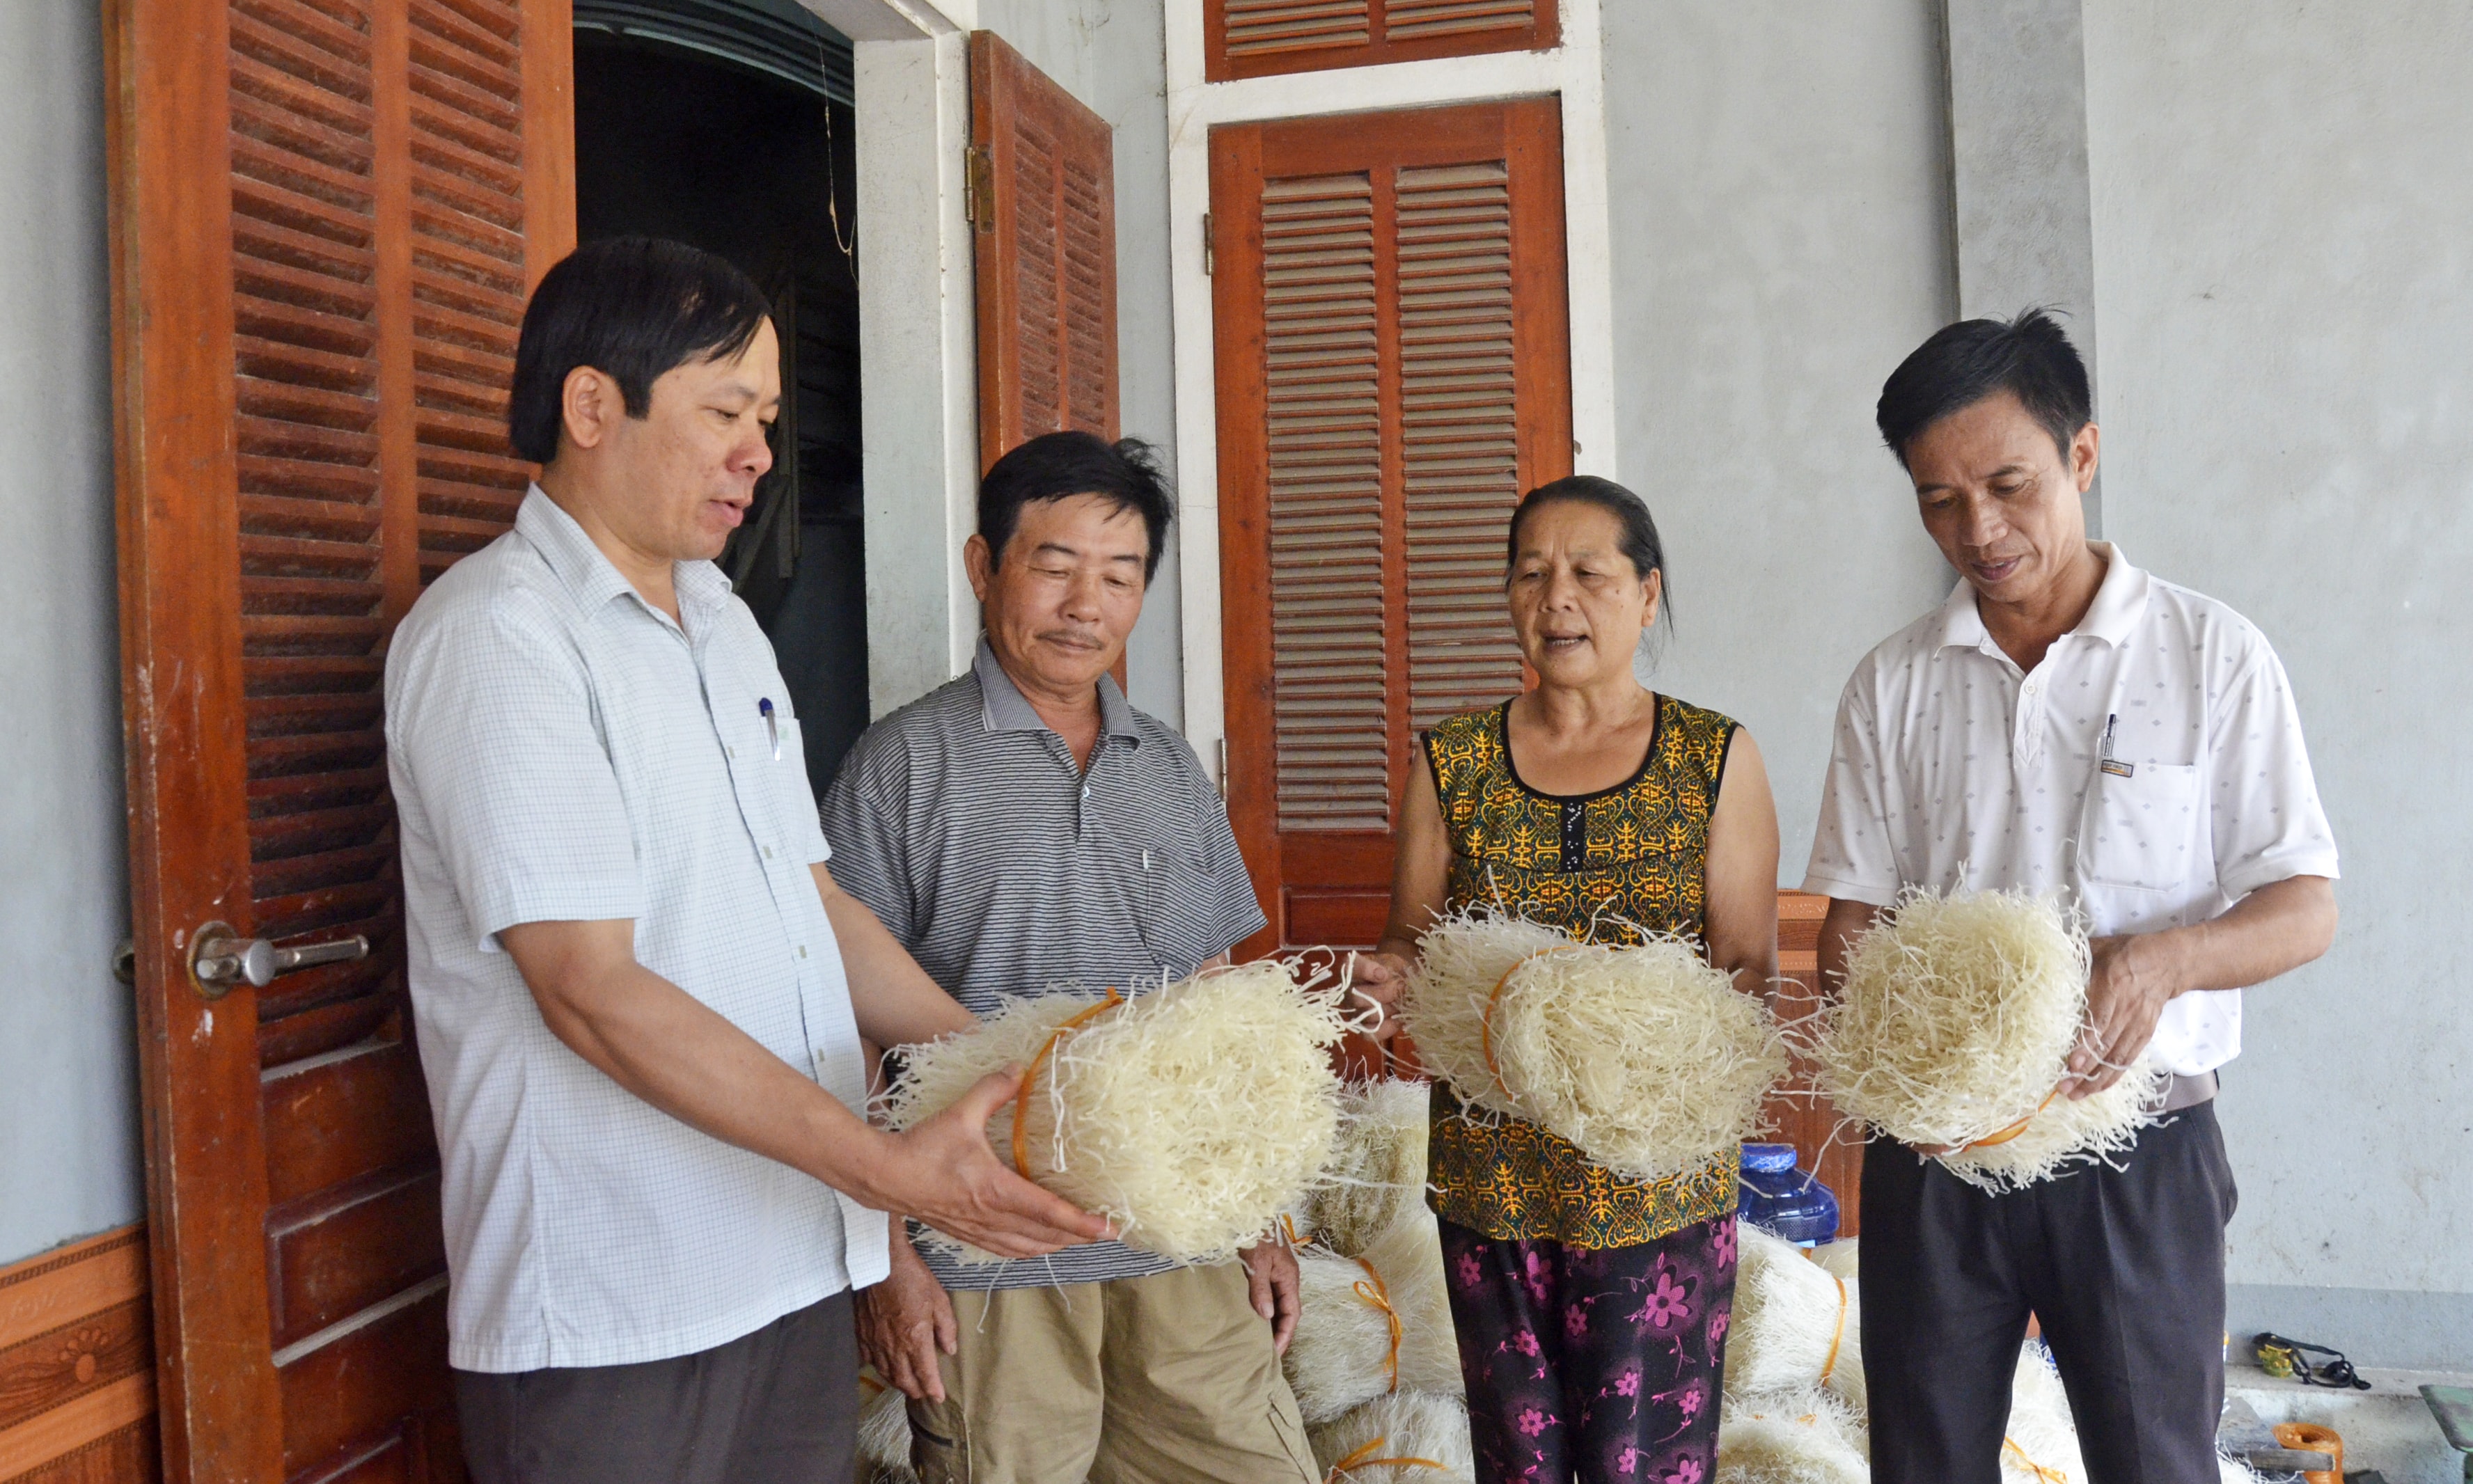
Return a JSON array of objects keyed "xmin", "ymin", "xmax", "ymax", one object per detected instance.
[
  {"xmin": 508, "ymin": 237, "xmax": 773, "ymax": 464},
  {"xmin": 978, "ymin": 431, "xmax": 1175, "ymax": 581},
  {"xmin": 1874, "ymin": 308, "xmax": 2092, "ymax": 469},
  {"xmin": 1507, "ymin": 475, "xmax": 1670, "ymax": 601}
]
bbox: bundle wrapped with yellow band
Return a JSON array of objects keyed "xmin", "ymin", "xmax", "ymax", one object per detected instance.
[
  {"xmin": 884, "ymin": 960, "xmax": 1349, "ymax": 1262},
  {"xmin": 1403, "ymin": 910, "xmax": 1787, "ymax": 1184},
  {"xmin": 1807, "ymin": 885, "xmax": 2168, "ymax": 1194}
]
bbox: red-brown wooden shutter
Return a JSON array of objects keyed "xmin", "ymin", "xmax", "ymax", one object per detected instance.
[
  {"xmin": 970, "ymin": 30, "xmax": 1118, "ymax": 471},
  {"xmin": 105, "ymin": 0, "xmax": 573, "ymax": 1476},
  {"xmin": 1204, "ymin": 0, "xmax": 1559, "ymax": 83},
  {"xmin": 1212, "ymin": 99, "xmax": 1571, "ymax": 956}
]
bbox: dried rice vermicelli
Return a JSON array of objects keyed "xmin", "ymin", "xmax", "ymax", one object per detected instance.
[
  {"xmin": 1402, "ymin": 912, "xmax": 1575, "ymax": 1123},
  {"xmin": 2002, "ymin": 1343, "xmax": 2088, "ymax": 1484},
  {"xmin": 1406, "ymin": 913, "xmax": 1786, "ymax": 1183},
  {"xmin": 1716, "ymin": 1386, "xmax": 1870, "ymax": 1484},
  {"xmin": 856, "ymin": 1376, "xmax": 918, "ymax": 1484},
  {"xmin": 1306, "ymin": 1079, "xmax": 1432, "ymax": 1258},
  {"xmin": 1309, "ymin": 1390, "xmax": 1477, "ymax": 1484},
  {"xmin": 884, "ymin": 961, "xmax": 1346, "ymax": 1262},
  {"xmin": 1725, "ymin": 1222, "xmax": 1864, "ymax": 1412},
  {"xmin": 1810, "ymin": 886, "xmax": 2167, "ymax": 1194},
  {"xmin": 1285, "ymin": 1210, "xmax": 1463, "ymax": 1423},
  {"xmin": 1803, "ymin": 1236, "xmax": 1860, "ymax": 1287}
]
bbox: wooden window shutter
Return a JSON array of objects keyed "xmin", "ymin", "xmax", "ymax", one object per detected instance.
[
  {"xmin": 1212, "ymin": 100, "xmax": 1571, "ymax": 954},
  {"xmin": 970, "ymin": 30, "xmax": 1118, "ymax": 471},
  {"xmin": 105, "ymin": 0, "xmax": 574, "ymax": 1476},
  {"xmin": 1204, "ymin": 0, "xmax": 1559, "ymax": 84}
]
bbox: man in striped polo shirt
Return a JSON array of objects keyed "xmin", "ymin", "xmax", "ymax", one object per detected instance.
[{"xmin": 823, "ymin": 432, "xmax": 1325, "ymax": 1484}]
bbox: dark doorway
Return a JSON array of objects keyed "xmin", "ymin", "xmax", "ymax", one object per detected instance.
[{"xmin": 573, "ymin": 6, "xmax": 868, "ymax": 793}]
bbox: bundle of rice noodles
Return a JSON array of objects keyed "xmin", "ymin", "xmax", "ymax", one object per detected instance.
[
  {"xmin": 856, "ymin": 1377, "xmax": 917, "ymax": 1484},
  {"xmin": 2002, "ymin": 1343, "xmax": 2088, "ymax": 1484},
  {"xmin": 1405, "ymin": 912, "xmax": 1785, "ymax": 1182},
  {"xmin": 1305, "ymin": 1079, "xmax": 1431, "ymax": 1258},
  {"xmin": 1309, "ymin": 1391, "xmax": 1477, "ymax": 1484},
  {"xmin": 1284, "ymin": 1210, "xmax": 1462, "ymax": 1423},
  {"xmin": 1810, "ymin": 886, "xmax": 2168, "ymax": 1193},
  {"xmin": 1716, "ymin": 1386, "xmax": 1870, "ymax": 1484},
  {"xmin": 1725, "ymin": 1222, "xmax": 1864, "ymax": 1412},
  {"xmin": 884, "ymin": 961, "xmax": 1346, "ymax": 1261},
  {"xmin": 1803, "ymin": 1236, "xmax": 1860, "ymax": 1286}
]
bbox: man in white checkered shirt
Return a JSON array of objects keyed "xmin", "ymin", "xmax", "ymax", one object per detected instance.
[{"xmin": 385, "ymin": 239, "xmax": 1106, "ymax": 1484}]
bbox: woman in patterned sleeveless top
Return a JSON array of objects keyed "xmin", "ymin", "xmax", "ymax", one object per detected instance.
[{"xmin": 1361, "ymin": 477, "xmax": 1780, "ymax": 1484}]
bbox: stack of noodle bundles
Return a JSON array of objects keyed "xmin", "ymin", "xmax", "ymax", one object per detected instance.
[
  {"xmin": 1404, "ymin": 912, "xmax": 1787, "ymax": 1182},
  {"xmin": 1726, "ymin": 1223, "xmax": 1865, "ymax": 1412},
  {"xmin": 1309, "ymin": 1390, "xmax": 1477, "ymax": 1484},
  {"xmin": 884, "ymin": 961, "xmax": 1347, "ymax": 1262},
  {"xmin": 1809, "ymin": 887, "xmax": 2168, "ymax": 1193},
  {"xmin": 1716, "ymin": 1387, "xmax": 1870, "ymax": 1484},
  {"xmin": 1304, "ymin": 1078, "xmax": 1431, "ymax": 1258},
  {"xmin": 1284, "ymin": 1210, "xmax": 1462, "ymax": 1423}
]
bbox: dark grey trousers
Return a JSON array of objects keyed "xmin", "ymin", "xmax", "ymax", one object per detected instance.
[
  {"xmin": 1860, "ymin": 1103, "xmax": 2238, "ymax": 1484},
  {"xmin": 455, "ymin": 1290, "xmax": 858, "ymax": 1484}
]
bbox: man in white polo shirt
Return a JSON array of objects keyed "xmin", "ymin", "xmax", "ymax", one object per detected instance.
[
  {"xmin": 1806, "ymin": 310, "xmax": 2338, "ymax": 1483},
  {"xmin": 386, "ymin": 238, "xmax": 1105, "ymax": 1483}
]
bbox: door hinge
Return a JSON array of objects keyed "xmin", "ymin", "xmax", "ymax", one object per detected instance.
[
  {"xmin": 1217, "ymin": 736, "xmax": 1229, "ymax": 798},
  {"xmin": 1202, "ymin": 212, "xmax": 1214, "ymax": 276},
  {"xmin": 965, "ymin": 144, "xmax": 996, "ymax": 234}
]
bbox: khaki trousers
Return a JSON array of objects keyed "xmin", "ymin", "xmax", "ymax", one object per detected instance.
[{"xmin": 908, "ymin": 1261, "xmax": 1318, "ymax": 1484}]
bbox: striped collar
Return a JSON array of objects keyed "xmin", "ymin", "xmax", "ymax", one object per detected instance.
[{"xmin": 972, "ymin": 636, "xmax": 1142, "ymax": 744}]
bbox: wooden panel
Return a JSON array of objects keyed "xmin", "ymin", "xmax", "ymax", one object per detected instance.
[
  {"xmin": 260, "ymin": 1039, "xmax": 436, "ymax": 1210},
  {"xmin": 970, "ymin": 31, "xmax": 1117, "ymax": 468},
  {"xmin": 1206, "ymin": 0, "xmax": 1557, "ymax": 82},
  {"xmin": 276, "ymin": 1291, "xmax": 453, "ymax": 1482},
  {"xmin": 0, "ymin": 1229, "xmax": 156, "ymax": 1483},
  {"xmin": 1214, "ymin": 100, "xmax": 1569, "ymax": 952},
  {"xmin": 1, "ymin": 1420, "xmax": 160, "ymax": 1484},
  {"xmin": 1284, "ymin": 890, "xmax": 1390, "ymax": 948},
  {"xmin": 267, "ymin": 1174, "xmax": 446, "ymax": 1349}
]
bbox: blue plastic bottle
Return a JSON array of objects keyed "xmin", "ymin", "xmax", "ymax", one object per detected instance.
[{"xmin": 1737, "ymin": 1143, "xmax": 1841, "ymax": 1246}]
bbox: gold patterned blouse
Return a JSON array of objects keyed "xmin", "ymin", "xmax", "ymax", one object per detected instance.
[{"xmin": 1424, "ymin": 694, "xmax": 1743, "ymax": 1249}]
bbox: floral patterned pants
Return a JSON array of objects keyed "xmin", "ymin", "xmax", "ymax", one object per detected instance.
[{"xmin": 1437, "ymin": 1213, "xmax": 1737, "ymax": 1484}]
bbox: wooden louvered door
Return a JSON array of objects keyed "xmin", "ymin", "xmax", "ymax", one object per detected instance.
[
  {"xmin": 969, "ymin": 29, "xmax": 1118, "ymax": 470},
  {"xmin": 1212, "ymin": 100, "xmax": 1571, "ymax": 956},
  {"xmin": 102, "ymin": 0, "xmax": 572, "ymax": 1477},
  {"xmin": 1205, "ymin": 0, "xmax": 1559, "ymax": 82}
]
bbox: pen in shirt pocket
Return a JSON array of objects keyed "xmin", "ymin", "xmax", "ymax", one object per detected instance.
[{"xmin": 759, "ymin": 697, "xmax": 780, "ymax": 761}]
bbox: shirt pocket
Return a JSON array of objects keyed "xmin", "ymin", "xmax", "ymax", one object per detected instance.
[
  {"xmin": 2076, "ymin": 761, "xmax": 2203, "ymax": 893},
  {"xmin": 1132, "ymin": 840, "xmax": 1223, "ymax": 973}
]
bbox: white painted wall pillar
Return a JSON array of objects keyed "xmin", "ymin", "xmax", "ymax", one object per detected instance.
[{"xmin": 1944, "ymin": 0, "xmax": 2102, "ymax": 530}]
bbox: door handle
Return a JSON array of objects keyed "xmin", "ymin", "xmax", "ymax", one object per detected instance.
[{"xmin": 189, "ymin": 921, "xmax": 369, "ymax": 999}]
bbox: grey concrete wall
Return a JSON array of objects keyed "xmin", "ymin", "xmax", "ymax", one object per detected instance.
[
  {"xmin": 0, "ymin": 0, "xmax": 143, "ymax": 1266},
  {"xmin": 1601, "ymin": 0, "xmax": 1960, "ymax": 881},
  {"xmin": 972, "ymin": 0, "xmax": 1185, "ymax": 727},
  {"xmin": 2084, "ymin": 0, "xmax": 2473, "ymax": 1364}
]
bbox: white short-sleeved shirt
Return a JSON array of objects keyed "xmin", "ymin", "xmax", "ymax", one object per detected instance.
[
  {"xmin": 1803, "ymin": 544, "xmax": 2339, "ymax": 1075},
  {"xmin": 386, "ymin": 489, "xmax": 886, "ymax": 1373}
]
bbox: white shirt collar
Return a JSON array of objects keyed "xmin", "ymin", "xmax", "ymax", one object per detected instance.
[
  {"xmin": 1934, "ymin": 541, "xmax": 2152, "ymax": 654},
  {"xmin": 517, "ymin": 484, "xmax": 735, "ymax": 626}
]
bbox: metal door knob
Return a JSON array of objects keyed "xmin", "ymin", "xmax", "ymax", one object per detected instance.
[{"xmin": 189, "ymin": 922, "xmax": 369, "ymax": 998}]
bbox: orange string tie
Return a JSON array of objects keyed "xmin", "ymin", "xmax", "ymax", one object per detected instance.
[
  {"xmin": 1481, "ymin": 949, "xmax": 1575, "ymax": 1103},
  {"xmin": 1351, "ymin": 1257, "xmax": 1405, "ymax": 1394},
  {"xmin": 1012, "ymin": 988, "xmax": 1124, "ymax": 1178},
  {"xmin": 1325, "ymin": 1437, "xmax": 1448, "ymax": 1483},
  {"xmin": 1814, "ymin": 1265, "xmax": 1848, "ymax": 1387},
  {"xmin": 2002, "ymin": 1437, "xmax": 2069, "ymax": 1484},
  {"xmin": 1964, "ymin": 1088, "xmax": 2063, "ymax": 1152}
]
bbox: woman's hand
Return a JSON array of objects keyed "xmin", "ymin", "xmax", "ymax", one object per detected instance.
[{"xmin": 1348, "ymin": 951, "xmax": 1413, "ymax": 1041}]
